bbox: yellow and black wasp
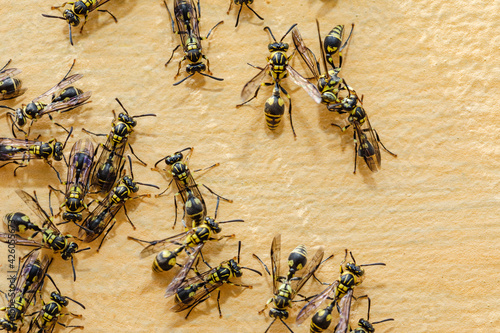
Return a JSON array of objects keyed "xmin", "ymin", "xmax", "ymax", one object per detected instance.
[
  {"xmin": 296, "ymin": 250, "xmax": 386, "ymax": 333},
  {"xmin": 27, "ymin": 278, "xmax": 85, "ymax": 333},
  {"xmin": 83, "ymin": 98, "xmax": 156, "ymax": 193},
  {"xmin": 0, "ymin": 60, "xmax": 91, "ymax": 138},
  {"xmin": 128, "ymin": 195, "xmax": 243, "ymax": 274},
  {"xmin": 0, "ymin": 190, "xmax": 90, "ymax": 281},
  {"xmin": 164, "ymin": 0, "xmax": 224, "ymax": 85},
  {"xmin": 334, "ymin": 296, "xmax": 393, "ymax": 333},
  {"xmin": 79, "ymin": 156, "xmax": 159, "ymax": 251},
  {"xmin": 42, "ymin": 0, "xmax": 117, "ymax": 45},
  {"xmin": 0, "ymin": 250, "xmax": 51, "ymax": 332},
  {"xmin": 330, "ymin": 83, "xmax": 397, "ymax": 173},
  {"xmin": 253, "ymin": 234, "xmax": 325, "ymax": 333},
  {"xmin": 226, "ymin": 0, "xmax": 263, "ymax": 27},
  {"xmin": 49, "ymin": 138, "xmax": 95, "ymax": 224},
  {"xmin": 153, "ymin": 147, "xmax": 232, "ymax": 229},
  {"xmin": 321, "ymin": 24, "xmax": 353, "ymax": 71},
  {"xmin": 292, "ymin": 21, "xmax": 353, "ymax": 109},
  {"xmin": 0, "ymin": 59, "xmax": 26, "ymax": 101},
  {"xmin": 167, "ymin": 241, "xmax": 262, "ymax": 319},
  {"xmin": 0, "ymin": 128, "xmax": 73, "ymax": 183},
  {"xmin": 237, "ymin": 24, "xmax": 322, "ymax": 137}
]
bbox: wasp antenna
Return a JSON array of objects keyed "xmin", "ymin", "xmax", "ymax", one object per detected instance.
[
  {"xmin": 0, "ymin": 59, "xmax": 12, "ymax": 72},
  {"xmin": 373, "ymin": 318, "xmax": 395, "ymax": 325},
  {"xmin": 263, "ymin": 26, "xmax": 277, "ymax": 42},
  {"xmin": 42, "ymin": 13, "xmax": 66, "ymax": 20},
  {"xmin": 63, "ymin": 59, "xmax": 77, "ymax": 80},
  {"xmin": 173, "ymin": 73, "xmax": 195, "ymax": 86},
  {"xmin": 237, "ymin": 240, "xmax": 241, "ymax": 263},
  {"xmin": 69, "ymin": 22, "xmax": 74, "ymax": 46},
  {"xmin": 200, "ymin": 73, "xmax": 224, "ymax": 81},
  {"xmin": 65, "ymin": 295, "xmax": 86, "ymax": 309},
  {"xmin": 0, "ymin": 105, "xmax": 15, "ymax": 111},
  {"xmin": 71, "ymin": 256, "xmax": 77, "ymax": 281},
  {"xmin": 45, "ymin": 273, "xmax": 61, "ymax": 295},
  {"xmin": 115, "ymin": 98, "xmax": 129, "ymax": 115},
  {"xmin": 360, "ymin": 262, "xmax": 386, "ymax": 267},
  {"xmin": 135, "ymin": 181, "xmax": 160, "ymax": 189},
  {"xmin": 62, "ymin": 127, "xmax": 73, "ymax": 150},
  {"xmin": 127, "ymin": 155, "xmax": 134, "ymax": 179},
  {"xmin": 214, "ymin": 196, "xmax": 220, "ymax": 220},
  {"xmin": 154, "ymin": 156, "xmax": 168, "ymax": 168},
  {"xmin": 241, "ymin": 266, "xmax": 262, "ymax": 276},
  {"xmin": 281, "ymin": 23, "xmax": 298, "ymax": 42}
]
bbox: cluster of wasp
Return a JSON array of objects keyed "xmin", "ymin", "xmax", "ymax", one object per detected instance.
[
  {"xmin": 1, "ymin": 0, "xmax": 399, "ymax": 332},
  {"xmin": 0, "ymin": 58, "xmax": 162, "ymax": 331}
]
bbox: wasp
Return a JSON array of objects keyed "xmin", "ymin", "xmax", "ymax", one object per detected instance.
[
  {"xmin": 167, "ymin": 241, "xmax": 261, "ymax": 319},
  {"xmin": 292, "ymin": 21, "xmax": 351, "ymax": 109},
  {"xmin": 79, "ymin": 156, "xmax": 159, "ymax": 251},
  {"xmin": 83, "ymin": 98, "xmax": 156, "ymax": 193},
  {"xmin": 128, "ymin": 195, "xmax": 243, "ymax": 275},
  {"xmin": 226, "ymin": 0, "xmax": 263, "ymax": 27},
  {"xmin": 0, "ymin": 128, "xmax": 73, "ymax": 183},
  {"xmin": 49, "ymin": 138, "xmax": 94, "ymax": 224},
  {"xmin": 296, "ymin": 250, "xmax": 386, "ymax": 333},
  {"xmin": 0, "ymin": 250, "xmax": 51, "ymax": 332},
  {"xmin": 330, "ymin": 83, "xmax": 397, "ymax": 173},
  {"xmin": 0, "ymin": 60, "xmax": 90, "ymax": 139},
  {"xmin": 253, "ymin": 234, "xmax": 325, "ymax": 333},
  {"xmin": 237, "ymin": 24, "xmax": 322, "ymax": 137},
  {"xmin": 0, "ymin": 59, "xmax": 26, "ymax": 101},
  {"xmin": 164, "ymin": 0, "xmax": 224, "ymax": 85},
  {"xmin": 153, "ymin": 147, "xmax": 232, "ymax": 229},
  {"xmin": 0, "ymin": 190, "xmax": 90, "ymax": 281},
  {"xmin": 42, "ymin": 0, "xmax": 117, "ymax": 45},
  {"xmin": 334, "ymin": 296, "xmax": 393, "ymax": 333},
  {"xmin": 27, "ymin": 278, "xmax": 85, "ymax": 333}
]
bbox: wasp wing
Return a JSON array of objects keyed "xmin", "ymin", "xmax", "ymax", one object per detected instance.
[
  {"xmin": 32, "ymin": 74, "xmax": 83, "ymax": 103},
  {"xmin": 15, "ymin": 190, "xmax": 54, "ymax": 228},
  {"xmin": 135, "ymin": 228, "xmax": 194, "ymax": 258},
  {"xmin": 240, "ymin": 65, "xmax": 270, "ymax": 103},
  {"xmin": 353, "ymin": 117, "xmax": 380, "ymax": 172},
  {"xmin": 89, "ymin": 135, "xmax": 127, "ymax": 193},
  {"xmin": 65, "ymin": 138, "xmax": 95, "ymax": 196},
  {"xmin": 164, "ymin": 244, "xmax": 204, "ymax": 297},
  {"xmin": 0, "ymin": 233, "xmax": 44, "ymax": 248},
  {"xmin": 296, "ymin": 280, "xmax": 339, "ymax": 325},
  {"xmin": 290, "ymin": 247, "xmax": 324, "ymax": 299},
  {"xmin": 39, "ymin": 90, "xmax": 91, "ymax": 115},
  {"xmin": 0, "ymin": 138, "xmax": 33, "ymax": 161},
  {"xmin": 287, "ymin": 65, "xmax": 322, "ymax": 104},
  {"xmin": 270, "ymin": 233, "xmax": 281, "ymax": 295},
  {"xmin": 292, "ymin": 27, "xmax": 320, "ymax": 79},
  {"xmin": 0, "ymin": 68, "xmax": 21, "ymax": 81},
  {"xmin": 334, "ymin": 289, "xmax": 353, "ymax": 333},
  {"xmin": 79, "ymin": 195, "xmax": 121, "ymax": 242}
]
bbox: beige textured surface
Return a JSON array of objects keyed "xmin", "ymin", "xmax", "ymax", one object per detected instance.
[{"xmin": 1, "ymin": 0, "xmax": 499, "ymax": 332}]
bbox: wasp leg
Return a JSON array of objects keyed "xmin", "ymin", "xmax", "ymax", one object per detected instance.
[
  {"xmin": 226, "ymin": 0, "xmax": 232, "ymax": 14},
  {"xmin": 165, "ymin": 45, "xmax": 181, "ymax": 67},
  {"xmin": 205, "ymin": 21, "xmax": 224, "ymax": 39},
  {"xmin": 277, "ymin": 83, "xmax": 295, "ymax": 137},
  {"xmin": 372, "ymin": 128, "xmax": 397, "ymax": 157},
  {"xmin": 175, "ymin": 56, "xmax": 187, "ymax": 78},
  {"xmin": 97, "ymin": 9, "xmax": 117, "ymax": 23},
  {"xmin": 97, "ymin": 220, "xmax": 115, "ymax": 252},
  {"xmin": 353, "ymin": 130, "xmax": 358, "ymax": 174}
]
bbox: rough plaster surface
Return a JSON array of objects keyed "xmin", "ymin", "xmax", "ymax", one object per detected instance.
[{"xmin": 0, "ymin": 0, "xmax": 498, "ymax": 332}]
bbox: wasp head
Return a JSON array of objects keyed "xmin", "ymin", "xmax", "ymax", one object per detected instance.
[
  {"xmin": 63, "ymin": 211, "xmax": 82, "ymax": 222},
  {"xmin": 118, "ymin": 113, "xmax": 137, "ymax": 127},
  {"xmin": 63, "ymin": 9, "xmax": 80, "ymax": 26},
  {"xmin": 268, "ymin": 42, "xmax": 288, "ymax": 52},
  {"xmin": 12, "ymin": 108, "xmax": 27, "ymax": 126},
  {"xmin": 61, "ymin": 242, "xmax": 79, "ymax": 260},
  {"xmin": 50, "ymin": 292, "xmax": 69, "ymax": 306},
  {"xmin": 0, "ymin": 318, "xmax": 17, "ymax": 331},
  {"xmin": 122, "ymin": 176, "xmax": 139, "ymax": 192},
  {"xmin": 205, "ymin": 217, "xmax": 221, "ymax": 234},
  {"xmin": 346, "ymin": 262, "xmax": 365, "ymax": 277},
  {"xmin": 186, "ymin": 62, "xmax": 206, "ymax": 75},
  {"xmin": 358, "ymin": 319, "xmax": 375, "ymax": 332},
  {"xmin": 53, "ymin": 141, "xmax": 64, "ymax": 161},
  {"xmin": 269, "ymin": 308, "xmax": 289, "ymax": 319},
  {"xmin": 228, "ymin": 259, "xmax": 243, "ymax": 277},
  {"xmin": 165, "ymin": 152, "xmax": 183, "ymax": 165}
]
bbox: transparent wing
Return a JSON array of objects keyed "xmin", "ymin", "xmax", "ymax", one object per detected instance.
[
  {"xmin": 290, "ymin": 247, "xmax": 324, "ymax": 299},
  {"xmin": 79, "ymin": 196, "xmax": 121, "ymax": 242},
  {"xmin": 39, "ymin": 90, "xmax": 91, "ymax": 115},
  {"xmin": 0, "ymin": 138, "xmax": 32, "ymax": 160},
  {"xmin": 136, "ymin": 229, "xmax": 193, "ymax": 258},
  {"xmin": 270, "ymin": 233, "xmax": 281, "ymax": 294},
  {"xmin": 164, "ymin": 244, "xmax": 204, "ymax": 297},
  {"xmin": 287, "ymin": 65, "xmax": 322, "ymax": 104},
  {"xmin": 240, "ymin": 65, "xmax": 270, "ymax": 102},
  {"xmin": 0, "ymin": 233, "xmax": 44, "ymax": 248},
  {"xmin": 65, "ymin": 138, "xmax": 95, "ymax": 196},
  {"xmin": 0, "ymin": 68, "xmax": 21, "ymax": 81},
  {"xmin": 32, "ymin": 74, "xmax": 83, "ymax": 103},
  {"xmin": 13, "ymin": 250, "xmax": 40, "ymax": 297},
  {"xmin": 170, "ymin": 279, "xmax": 222, "ymax": 313},
  {"xmin": 15, "ymin": 190, "xmax": 55, "ymax": 230},
  {"xmin": 292, "ymin": 27, "xmax": 320, "ymax": 79},
  {"xmin": 90, "ymin": 135, "xmax": 127, "ymax": 193},
  {"xmin": 354, "ymin": 117, "xmax": 380, "ymax": 172},
  {"xmin": 334, "ymin": 289, "xmax": 353, "ymax": 333},
  {"xmin": 296, "ymin": 280, "xmax": 339, "ymax": 325}
]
